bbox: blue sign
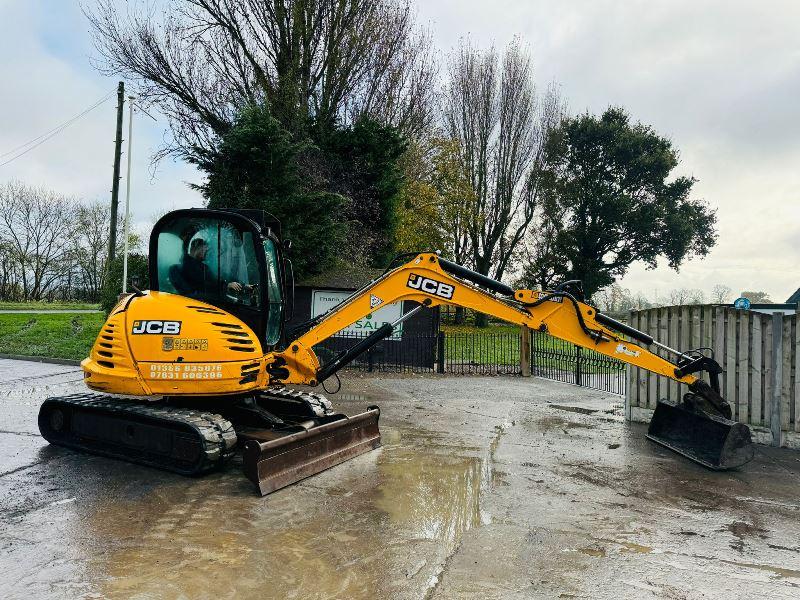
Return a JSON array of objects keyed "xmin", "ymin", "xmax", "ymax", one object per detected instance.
[{"xmin": 733, "ymin": 297, "xmax": 751, "ymax": 310}]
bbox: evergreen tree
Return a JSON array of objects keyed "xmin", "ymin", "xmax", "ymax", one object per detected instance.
[
  {"xmin": 192, "ymin": 104, "xmax": 348, "ymax": 279},
  {"xmin": 318, "ymin": 118, "xmax": 406, "ymax": 267},
  {"xmin": 531, "ymin": 107, "xmax": 717, "ymax": 297}
]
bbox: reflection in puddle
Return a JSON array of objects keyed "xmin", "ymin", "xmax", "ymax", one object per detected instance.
[
  {"xmin": 373, "ymin": 440, "xmax": 484, "ymax": 554},
  {"xmin": 374, "ymin": 424, "xmax": 510, "ymax": 541},
  {"xmin": 73, "ymin": 423, "xmax": 504, "ymax": 599},
  {"xmin": 371, "ymin": 426, "xmax": 502, "ymax": 594},
  {"xmin": 88, "ymin": 482, "xmax": 386, "ymax": 599}
]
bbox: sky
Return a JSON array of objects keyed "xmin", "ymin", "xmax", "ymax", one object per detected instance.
[{"xmin": 0, "ymin": 1, "xmax": 798, "ymax": 302}]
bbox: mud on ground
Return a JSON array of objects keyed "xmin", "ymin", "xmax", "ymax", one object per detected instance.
[{"xmin": 1, "ymin": 359, "xmax": 799, "ymax": 599}]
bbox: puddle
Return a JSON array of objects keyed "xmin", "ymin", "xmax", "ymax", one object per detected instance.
[
  {"xmin": 580, "ymin": 537, "xmax": 658, "ymax": 556},
  {"xmin": 371, "ymin": 427, "xmax": 496, "ymax": 555},
  {"xmin": 82, "ymin": 480, "xmax": 391, "ymax": 600},
  {"xmin": 57, "ymin": 422, "xmax": 507, "ymax": 599},
  {"xmin": 549, "ymin": 405, "xmax": 598, "ymax": 415},
  {"xmin": 532, "ymin": 416, "xmax": 596, "ymax": 433},
  {"xmin": 373, "ymin": 449, "xmax": 482, "ymax": 551},
  {"xmin": 578, "ymin": 546, "xmax": 607, "ymax": 557},
  {"xmin": 618, "ymin": 541, "xmax": 654, "ymax": 554},
  {"xmin": 724, "ymin": 520, "xmax": 767, "ymax": 552},
  {"xmin": 718, "ymin": 559, "xmax": 800, "ymax": 580}
]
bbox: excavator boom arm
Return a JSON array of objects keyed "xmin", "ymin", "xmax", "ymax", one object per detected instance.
[{"xmin": 273, "ymin": 253, "xmax": 696, "ymax": 389}]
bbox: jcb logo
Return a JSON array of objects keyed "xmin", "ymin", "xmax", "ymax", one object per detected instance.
[
  {"xmin": 407, "ymin": 273, "xmax": 454, "ymax": 300},
  {"xmin": 132, "ymin": 320, "xmax": 182, "ymax": 335}
]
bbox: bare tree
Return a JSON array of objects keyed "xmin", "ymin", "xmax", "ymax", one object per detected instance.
[
  {"xmin": 0, "ymin": 238, "xmax": 20, "ymax": 300},
  {"xmin": 741, "ymin": 290, "xmax": 772, "ymax": 303},
  {"xmin": 710, "ymin": 284, "xmax": 732, "ymax": 304},
  {"xmin": 515, "ymin": 215, "xmax": 560, "ymax": 291},
  {"xmin": 0, "ymin": 181, "xmax": 76, "ymax": 300},
  {"xmin": 591, "ymin": 283, "xmax": 640, "ymax": 314},
  {"xmin": 668, "ymin": 288, "xmax": 705, "ymax": 306},
  {"xmin": 442, "ymin": 39, "xmax": 563, "ymax": 289},
  {"xmin": 632, "ymin": 292, "xmax": 652, "ymax": 311},
  {"xmin": 72, "ymin": 202, "xmax": 115, "ymax": 300},
  {"xmin": 87, "ymin": 0, "xmax": 437, "ymax": 159}
]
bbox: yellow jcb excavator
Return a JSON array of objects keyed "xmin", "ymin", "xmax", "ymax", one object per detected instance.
[{"xmin": 38, "ymin": 208, "xmax": 754, "ymax": 495}]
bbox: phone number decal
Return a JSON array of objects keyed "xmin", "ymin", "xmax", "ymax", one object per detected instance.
[{"xmin": 149, "ymin": 364, "xmax": 224, "ymax": 379}]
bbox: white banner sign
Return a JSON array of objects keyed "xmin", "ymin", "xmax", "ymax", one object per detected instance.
[{"xmin": 311, "ymin": 290, "xmax": 404, "ymax": 340}]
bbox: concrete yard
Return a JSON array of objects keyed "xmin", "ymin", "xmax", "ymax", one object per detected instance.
[{"xmin": 1, "ymin": 358, "xmax": 799, "ymax": 599}]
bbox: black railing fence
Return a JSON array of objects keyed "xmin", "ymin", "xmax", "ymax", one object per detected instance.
[
  {"xmin": 313, "ymin": 329, "xmax": 626, "ymax": 395},
  {"xmin": 529, "ymin": 331, "xmax": 626, "ymax": 395},
  {"xmin": 443, "ymin": 332, "xmax": 520, "ymax": 375},
  {"xmin": 313, "ymin": 333, "xmax": 438, "ymax": 374}
]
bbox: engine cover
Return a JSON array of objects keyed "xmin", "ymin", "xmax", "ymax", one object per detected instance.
[{"xmin": 82, "ymin": 292, "xmax": 265, "ymax": 396}]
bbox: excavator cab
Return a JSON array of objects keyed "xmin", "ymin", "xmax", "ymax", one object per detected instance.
[
  {"xmin": 39, "ymin": 208, "xmax": 381, "ymax": 494},
  {"xmin": 149, "ymin": 208, "xmax": 290, "ymax": 350}
]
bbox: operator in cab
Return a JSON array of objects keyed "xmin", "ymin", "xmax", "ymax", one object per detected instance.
[{"xmin": 169, "ymin": 237, "xmax": 248, "ymax": 300}]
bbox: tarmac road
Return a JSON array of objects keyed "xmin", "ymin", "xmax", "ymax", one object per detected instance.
[{"xmin": 1, "ymin": 357, "xmax": 799, "ymax": 599}]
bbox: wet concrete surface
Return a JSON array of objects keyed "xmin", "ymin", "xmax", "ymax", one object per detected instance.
[{"xmin": 1, "ymin": 358, "xmax": 799, "ymax": 599}]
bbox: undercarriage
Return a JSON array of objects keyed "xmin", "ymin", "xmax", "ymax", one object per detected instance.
[{"xmin": 38, "ymin": 387, "xmax": 381, "ymax": 494}]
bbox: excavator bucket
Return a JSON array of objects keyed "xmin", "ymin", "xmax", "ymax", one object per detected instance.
[
  {"xmin": 242, "ymin": 406, "xmax": 381, "ymax": 495},
  {"xmin": 646, "ymin": 399, "xmax": 754, "ymax": 470}
]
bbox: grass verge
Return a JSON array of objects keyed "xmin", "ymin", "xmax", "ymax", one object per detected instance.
[
  {"xmin": 0, "ymin": 301, "xmax": 101, "ymax": 311},
  {"xmin": 0, "ymin": 313, "xmax": 105, "ymax": 361}
]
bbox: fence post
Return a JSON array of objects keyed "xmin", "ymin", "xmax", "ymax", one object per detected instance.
[
  {"xmin": 520, "ymin": 325, "xmax": 531, "ymax": 377},
  {"xmin": 624, "ymin": 364, "xmax": 632, "ymax": 420},
  {"xmin": 436, "ymin": 331, "xmax": 445, "ymax": 374},
  {"xmin": 771, "ymin": 312, "xmax": 784, "ymax": 447},
  {"xmin": 575, "ymin": 345, "xmax": 582, "ymax": 387}
]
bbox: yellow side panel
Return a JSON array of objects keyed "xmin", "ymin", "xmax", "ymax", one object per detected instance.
[
  {"xmin": 83, "ymin": 292, "xmax": 266, "ymax": 397},
  {"xmin": 83, "ymin": 308, "xmax": 149, "ymax": 395}
]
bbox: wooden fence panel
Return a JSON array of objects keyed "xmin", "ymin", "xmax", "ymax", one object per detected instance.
[
  {"xmin": 658, "ymin": 307, "xmax": 669, "ymax": 403},
  {"xmin": 647, "ymin": 311, "xmax": 658, "ymax": 409},
  {"xmin": 751, "ymin": 315, "xmax": 763, "ymax": 426},
  {"xmin": 713, "ymin": 307, "xmax": 726, "ymax": 411},
  {"xmin": 668, "ymin": 307, "xmax": 679, "ymax": 402},
  {"xmin": 764, "ymin": 315, "xmax": 773, "ymax": 428},
  {"xmin": 795, "ymin": 318, "xmax": 800, "ymax": 433},
  {"xmin": 782, "ymin": 317, "xmax": 792, "ymax": 431},
  {"xmin": 625, "ymin": 305, "xmax": 798, "ymax": 446},
  {"xmin": 738, "ymin": 313, "xmax": 750, "ymax": 423}
]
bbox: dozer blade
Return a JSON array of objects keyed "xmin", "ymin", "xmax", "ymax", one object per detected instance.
[
  {"xmin": 242, "ymin": 406, "xmax": 381, "ymax": 495},
  {"xmin": 646, "ymin": 399, "xmax": 754, "ymax": 470}
]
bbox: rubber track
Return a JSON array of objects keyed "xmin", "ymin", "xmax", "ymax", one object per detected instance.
[
  {"xmin": 39, "ymin": 393, "xmax": 237, "ymax": 476},
  {"xmin": 259, "ymin": 386, "xmax": 334, "ymax": 417}
]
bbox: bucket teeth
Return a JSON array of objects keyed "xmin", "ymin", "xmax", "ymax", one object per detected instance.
[{"xmin": 646, "ymin": 398, "xmax": 754, "ymax": 470}]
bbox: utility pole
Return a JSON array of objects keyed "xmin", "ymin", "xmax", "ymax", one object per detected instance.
[
  {"xmin": 107, "ymin": 81, "xmax": 125, "ymax": 269},
  {"xmin": 122, "ymin": 96, "xmax": 134, "ymax": 293}
]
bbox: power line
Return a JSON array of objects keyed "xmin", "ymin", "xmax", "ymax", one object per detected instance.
[
  {"xmin": 0, "ymin": 88, "xmax": 115, "ymax": 159},
  {"xmin": 0, "ymin": 88, "xmax": 117, "ymax": 168}
]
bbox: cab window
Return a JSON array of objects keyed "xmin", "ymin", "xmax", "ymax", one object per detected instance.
[
  {"xmin": 155, "ymin": 216, "xmax": 261, "ymax": 310},
  {"xmin": 263, "ymin": 239, "xmax": 283, "ymax": 345}
]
